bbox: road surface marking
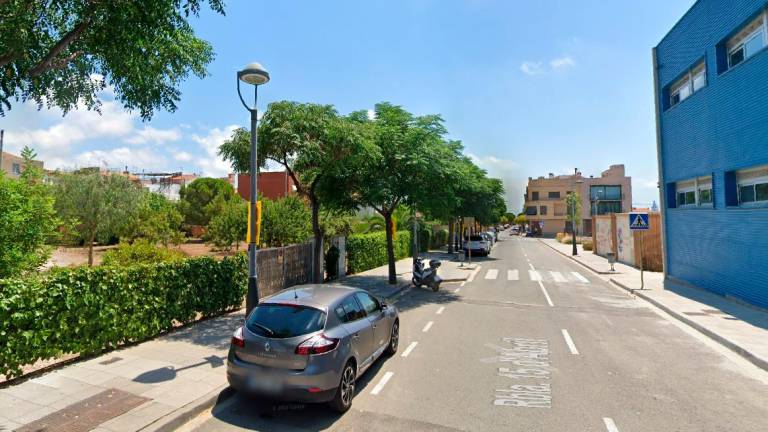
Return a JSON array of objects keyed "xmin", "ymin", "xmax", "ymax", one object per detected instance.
[
  {"xmin": 603, "ymin": 417, "xmax": 620, "ymax": 432},
  {"xmin": 401, "ymin": 342, "xmax": 418, "ymax": 357},
  {"xmin": 467, "ymin": 265, "xmax": 482, "ymax": 283},
  {"xmin": 561, "ymin": 329, "xmax": 579, "ymax": 355},
  {"xmin": 528, "ymin": 262, "xmax": 536, "ymax": 270},
  {"xmin": 422, "ymin": 321, "xmax": 434, "ymax": 332},
  {"xmin": 550, "ymin": 271, "xmax": 567, "ymax": 283},
  {"xmin": 507, "ymin": 270, "xmax": 519, "ymax": 281},
  {"xmin": 538, "ymin": 280, "xmax": 554, "ymax": 306},
  {"xmin": 485, "ymin": 269, "xmax": 499, "ymax": 280},
  {"xmin": 454, "ymin": 287, "xmax": 461, "ymax": 293},
  {"xmin": 571, "ymin": 271, "xmax": 590, "ymax": 283},
  {"xmin": 436, "ymin": 306, "xmax": 445, "ymax": 315},
  {"xmin": 460, "ymin": 281, "xmax": 466, "ymax": 287},
  {"xmin": 529, "ymin": 270, "xmax": 541, "ymax": 281},
  {"xmin": 371, "ymin": 371, "xmax": 394, "ymax": 395}
]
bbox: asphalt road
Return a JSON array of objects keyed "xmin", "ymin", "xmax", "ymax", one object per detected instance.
[{"xmin": 178, "ymin": 233, "xmax": 768, "ymax": 432}]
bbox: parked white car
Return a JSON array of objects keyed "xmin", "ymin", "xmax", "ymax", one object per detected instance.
[{"xmin": 463, "ymin": 235, "xmax": 490, "ymax": 257}]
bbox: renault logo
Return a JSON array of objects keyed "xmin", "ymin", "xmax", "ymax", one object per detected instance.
[{"xmin": 264, "ymin": 342, "xmax": 271, "ymax": 352}]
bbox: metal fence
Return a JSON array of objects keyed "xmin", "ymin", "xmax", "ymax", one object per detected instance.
[{"xmin": 256, "ymin": 241, "xmax": 314, "ymax": 298}]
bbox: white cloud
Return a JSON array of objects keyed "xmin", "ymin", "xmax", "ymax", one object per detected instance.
[
  {"xmin": 550, "ymin": 56, "xmax": 575, "ymax": 70},
  {"xmin": 46, "ymin": 147, "xmax": 169, "ymax": 172},
  {"xmin": 125, "ymin": 126, "xmax": 182, "ymax": 145},
  {"xmin": 520, "ymin": 61, "xmax": 544, "ymax": 76},
  {"xmin": 191, "ymin": 125, "xmax": 239, "ymax": 177},
  {"xmin": 174, "ymin": 151, "xmax": 194, "ymax": 162}
]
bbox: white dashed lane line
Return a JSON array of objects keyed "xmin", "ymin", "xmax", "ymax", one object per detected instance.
[
  {"xmin": 370, "ymin": 371, "xmax": 394, "ymax": 395},
  {"xmin": 528, "ymin": 270, "xmax": 542, "ymax": 281},
  {"xmin": 561, "ymin": 329, "xmax": 579, "ymax": 355},
  {"xmin": 436, "ymin": 306, "xmax": 445, "ymax": 315},
  {"xmin": 401, "ymin": 342, "xmax": 418, "ymax": 358},
  {"xmin": 603, "ymin": 417, "xmax": 620, "ymax": 432},
  {"xmin": 538, "ymin": 280, "xmax": 554, "ymax": 307},
  {"xmin": 422, "ymin": 321, "xmax": 434, "ymax": 332}
]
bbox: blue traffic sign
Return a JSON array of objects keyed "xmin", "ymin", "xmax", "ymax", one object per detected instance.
[{"xmin": 629, "ymin": 213, "xmax": 650, "ymax": 231}]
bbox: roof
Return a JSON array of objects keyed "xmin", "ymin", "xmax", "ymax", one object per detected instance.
[{"xmin": 263, "ymin": 284, "xmax": 361, "ymax": 309}]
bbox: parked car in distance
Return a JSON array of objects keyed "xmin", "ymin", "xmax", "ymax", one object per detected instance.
[
  {"xmin": 481, "ymin": 232, "xmax": 495, "ymax": 249},
  {"xmin": 227, "ymin": 285, "xmax": 399, "ymax": 412},
  {"xmin": 464, "ymin": 235, "xmax": 490, "ymax": 256}
]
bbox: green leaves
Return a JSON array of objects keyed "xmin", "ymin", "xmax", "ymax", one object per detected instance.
[
  {"xmin": 0, "ymin": 254, "xmax": 247, "ymax": 378},
  {"xmin": 178, "ymin": 177, "xmax": 237, "ymax": 227},
  {"xmin": 347, "ymin": 231, "xmax": 411, "ymax": 274}
]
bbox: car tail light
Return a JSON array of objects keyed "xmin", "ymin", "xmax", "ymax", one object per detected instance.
[
  {"xmin": 232, "ymin": 326, "xmax": 245, "ymax": 348},
  {"xmin": 295, "ymin": 334, "xmax": 339, "ymax": 355}
]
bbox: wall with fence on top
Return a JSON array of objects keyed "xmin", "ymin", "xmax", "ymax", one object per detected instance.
[
  {"xmin": 257, "ymin": 241, "xmax": 314, "ymax": 297},
  {"xmin": 592, "ymin": 213, "xmax": 663, "ymax": 272}
]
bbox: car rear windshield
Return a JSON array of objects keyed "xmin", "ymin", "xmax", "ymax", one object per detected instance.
[
  {"xmin": 246, "ymin": 304, "xmax": 326, "ymax": 339},
  {"xmin": 469, "ymin": 235, "xmax": 484, "ymax": 241}
]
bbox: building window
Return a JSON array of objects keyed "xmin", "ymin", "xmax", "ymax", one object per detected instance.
[
  {"xmin": 525, "ymin": 206, "xmax": 538, "ymax": 216},
  {"xmin": 540, "ymin": 205, "xmax": 547, "ymax": 215},
  {"xmin": 675, "ymin": 176, "xmax": 713, "ymax": 208},
  {"xmin": 726, "ymin": 13, "xmax": 767, "ymax": 69},
  {"xmin": 735, "ymin": 165, "xmax": 768, "ymax": 205},
  {"xmin": 11, "ymin": 163, "xmax": 21, "ymax": 175},
  {"xmin": 668, "ymin": 61, "xmax": 706, "ymax": 108},
  {"xmin": 531, "ymin": 191, "xmax": 539, "ymax": 201},
  {"xmin": 547, "ymin": 191, "xmax": 560, "ymax": 199},
  {"xmin": 590, "ymin": 185, "xmax": 622, "ymax": 215}
]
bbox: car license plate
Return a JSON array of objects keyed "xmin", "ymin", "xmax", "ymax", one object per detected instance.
[{"xmin": 246, "ymin": 375, "xmax": 282, "ymax": 394}]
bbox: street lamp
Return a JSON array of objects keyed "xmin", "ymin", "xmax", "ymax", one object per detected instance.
[{"xmin": 237, "ymin": 62, "xmax": 270, "ymax": 316}]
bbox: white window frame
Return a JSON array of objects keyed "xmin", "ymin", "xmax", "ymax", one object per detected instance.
[
  {"xmin": 737, "ymin": 174, "xmax": 768, "ymax": 205},
  {"xmin": 727, "ymin": 12, "xmax": 768, "ymax": 69},
  {"xmin": 669, "ymin": 61, "xmax": 706, "ymax": 108},
  {"xmin": 676, "ymin": 176, "xmax": 712, "ymax": 207},
  {"xmin": 11, "ymin": 163, "xmax": 21, "ymax": 175}
]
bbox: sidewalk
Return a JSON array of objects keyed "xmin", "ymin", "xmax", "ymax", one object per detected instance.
[
  {"xmin": 1, "ymin": 260, "xmax": 422, "ymax": 432},
  {"xmin": 539, "ymin": 238, "xmax": 768, "ymax": 372}
]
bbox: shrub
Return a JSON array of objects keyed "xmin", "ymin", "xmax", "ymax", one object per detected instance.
[
  {"xmin": 0, "ymin": 255, "xmax": 247, "ymax": 378},
  {"xmin": 434, "ymin": 229, "xmax": 449, "ymax": 248},
  {"xmin": 101, "ymin": 240, "xmax": 186, "ymax": 267},
  {"xmin": 555, "ymin": 232, "xmax": 566, "ymax": 242},
  {"xmin": 346, "ymin": 231, "xmax": 411, "ymax": 274},
  {"xmin": 582, "ymin": 239, "xmax": 594, "ymax": 251},
  {"xmin": 418, "ymin": 225, "xmax": 431, "ymax": 253}
]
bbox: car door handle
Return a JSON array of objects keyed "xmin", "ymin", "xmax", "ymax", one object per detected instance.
[
  {"xmin": 352, "ymin": 333, "xmax": 360, "ymax": 339},
  {"xmin": 372, "ymin": 324, "xmax": 377, "ymax": 329}
]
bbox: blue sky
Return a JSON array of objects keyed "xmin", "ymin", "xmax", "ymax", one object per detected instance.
[{"xmin": 2, "ymin": 0, "xmax": 695, "ymax": 211}]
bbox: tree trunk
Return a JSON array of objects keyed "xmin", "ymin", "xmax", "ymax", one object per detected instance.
[
  {"xmin": 88, "ymin": 231, "xmax": 95, "ymax": 267},
  {"xmin": 310, "ymin": 195, "xmax": 323, "ymax": 283},
  {"xmin": 448, "ymin": 219, "xmax": 455, "ymax": 253},
  {"xmin": 383, "ymin": 211, "xmax": 397, "ymax": 285}
]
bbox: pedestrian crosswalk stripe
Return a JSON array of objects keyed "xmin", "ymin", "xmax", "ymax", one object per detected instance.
[
  {"xmin": 507, "ymin": 269, "xmax": 519, "ymax": 281},
  {"xmin": 485, "ymin": 269, "xmax": 498, "ymax": 280},
  {"xmin": 571, "ymin": 272, "xmax": 590, "ymax": 283},
  {"xmin": 529, "ymin": 270, "xmax": 542, "ymax": 281},
  {"xmin": 550, "ymin": 271, "xmax": 567, "ymax": 283}
]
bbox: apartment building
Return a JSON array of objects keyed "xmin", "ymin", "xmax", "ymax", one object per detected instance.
[
  {"xmin": 523, "ymin": 164, "xmax": 632, "ymax": 236},
  {"xmin": 654, "ymin": 0, "xmax": 768, "ymax": 308},
  {"xmin": 0, "ymin": 151, "xmax": 44, "ymax": 179}
]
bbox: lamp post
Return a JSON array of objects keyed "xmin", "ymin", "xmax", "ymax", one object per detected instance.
[
  {"xmin": 237, "ymin": 62, "xmax": 270, "ymax": 316},
  {"xmin": 571, "ymin": 180, "xmax": 583, "ymax": 256}
]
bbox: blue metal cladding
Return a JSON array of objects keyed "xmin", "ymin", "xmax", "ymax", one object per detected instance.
[{"xmin": 656, "ymin": 0, "xmax": 768, "ymax": 308}]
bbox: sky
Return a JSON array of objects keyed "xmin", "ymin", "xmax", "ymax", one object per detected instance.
[{"xmin": 1, "ymin": 0, "xmax": 696, "ymax": 212}]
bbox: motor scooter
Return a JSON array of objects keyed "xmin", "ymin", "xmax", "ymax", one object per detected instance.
[{"xmin": 412, "ymin": 257, "xmax": 442, "ymax": 292}]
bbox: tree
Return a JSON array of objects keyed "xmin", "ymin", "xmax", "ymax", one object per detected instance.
[
  {"xmin": 0, "ymin": 0, "xmax": 224, "ymax": 119},
  {"xmin": 121, "ymin": 192, "xmax": 184, "ymax": 246},
  {"xmin": 54, "ymin": 172, "xmax": 142, "ymax": 265},
  {"xmin": 178, "ymin": 177, "xmax": 236, "ymax": 227},
  {"xmin": 565, "ymin": 192, "xmax": 582, "ymax": 234},
  {"xmin": 0, "ymin": 171, "xmax": 57, "ymax": 278},
  {"xmin": 219, "ymin": 101, "xmax": 367, "ymax": 283},
  {"xmin": 347, "ymin": 103, "xmax": 455, "ymax": 284},
  {"xmin": 513, "ymin": 214, "xmax": 527, "ymax": 226},
  {"xmin": 261, "ymin": 195, "xmax": 312, "ymax": 247},
  {"xmin": 206, "ymin": 198, "xmax": 247, "ymax": 254}
]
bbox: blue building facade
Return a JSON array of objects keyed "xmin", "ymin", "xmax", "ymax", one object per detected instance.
[{"xmin": 655, "ymin": 0, "xmax": 768, "ymax": 308}]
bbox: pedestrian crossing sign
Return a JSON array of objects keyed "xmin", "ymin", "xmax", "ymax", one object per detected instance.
[{"xmin": 629, "ymin": 213, "xmax": 650, "ymax": 231}]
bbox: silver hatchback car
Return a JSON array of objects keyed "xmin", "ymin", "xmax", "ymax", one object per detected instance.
[{"xmin": 227, "ymin": 285, "xmax": 399, "ymax": 412}]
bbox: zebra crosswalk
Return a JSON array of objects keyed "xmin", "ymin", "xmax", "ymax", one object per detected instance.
[{"xmin": 478, "ymin": 268, "xmax": 591, "ymax": 284}]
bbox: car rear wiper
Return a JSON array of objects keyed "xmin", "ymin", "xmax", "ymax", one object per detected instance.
[{"xmin": 251, "ymin": 322, "xmax": 275, "ymax": 336}]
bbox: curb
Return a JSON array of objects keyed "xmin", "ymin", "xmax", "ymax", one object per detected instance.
[
  {"xmin": 141, "ymin": 385, "xmax": 233, "ymax": 432},
  {"xmin": 609, "ymin": 278, "xmax": 768, "ymax": 373},
  {"xmin": 537, "ymin": 239, "xmax": 616, "ymax": 275}
]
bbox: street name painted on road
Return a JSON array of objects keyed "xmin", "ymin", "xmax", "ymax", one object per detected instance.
[{"xmin": 485, "ymin": 337, "xmax": 552, "ymax": 408}]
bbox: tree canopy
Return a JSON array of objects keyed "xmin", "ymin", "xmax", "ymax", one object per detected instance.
[
  {"xmin": 0, "ymin": 0, "xmax": 224, "ymax": 119},
  {"xmin": 178, "ymin": 177, "xmax": 236, "ymax": 227}
]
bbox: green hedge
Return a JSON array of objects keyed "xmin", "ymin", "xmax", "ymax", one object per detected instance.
[
  {"xmin": 347, "ymin": 231, "xmax": 411, "ymax": 274},
  {"xmin": 0, "ymin": 255, "xmax": 247, "ymax": 378}
]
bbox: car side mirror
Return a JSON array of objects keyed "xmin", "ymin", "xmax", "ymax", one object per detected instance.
[{"xmin": 381, "ymin": 302, "xmax": 388, "ymax": 310}]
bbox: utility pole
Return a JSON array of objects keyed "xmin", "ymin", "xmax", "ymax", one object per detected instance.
[{"xmin": 0, "ymin": 129, "xmax": 4, "ymax": 174}]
